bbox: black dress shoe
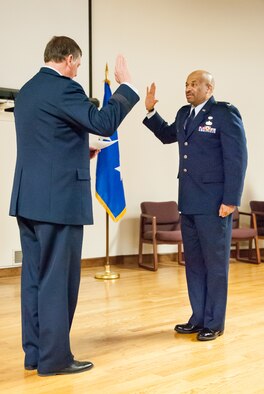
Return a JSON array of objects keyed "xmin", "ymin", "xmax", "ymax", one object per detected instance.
[
  {"xmin": 197, "ymin": 328, "xmax": 224, "ymax": 341},
  {"xmin": 174, "ymin": 322, "xmax": 203, "ymax": 334},
  {"xmin": 25, "ymin": 365, "xmax": 37, "ymax": 370},
  {"xmin": 38, "ymin": 360, "xmax": 94, "ymax": 376}
]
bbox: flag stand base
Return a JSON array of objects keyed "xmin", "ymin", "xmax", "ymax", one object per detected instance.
[
  {"xmin": 94, "ymin": 213, "xmax": 120, "ymax": 280},
  {"xmin": 95, "ymin": 264, "xmax": 120, "ymax": 280}
]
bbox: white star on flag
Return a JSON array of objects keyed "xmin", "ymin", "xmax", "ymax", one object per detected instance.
[{"xmin": 115, "ymin": 166, "xmax": 124, "ymax": 180}]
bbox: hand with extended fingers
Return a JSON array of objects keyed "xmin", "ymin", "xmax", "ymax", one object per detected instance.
[
  {"xmin": 145, "ymin": 82, "xmax": 159, "ymax": 112},
  {"xmin": 114, "ymin": 54, "xmax": 132, "ymax": 84}
]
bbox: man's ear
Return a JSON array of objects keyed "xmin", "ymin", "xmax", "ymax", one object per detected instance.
[
  {"xmin": 65, "ymin": 54, "xmax": 73, "ymax": 66},
  {"xmin": 207, "ymin": 83, "xmax": 213, "ymax": 94}
]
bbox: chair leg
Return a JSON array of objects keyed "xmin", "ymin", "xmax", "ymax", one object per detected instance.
[
  {"xmin": 138, "ymin": 238, "xmax": 143, "ymax": 266},
  {"xmin": 177, "ymin": 242, "xmax": 184, "ymax": 265},
  {"xmin": 254, "ymin": 237, "xmax": 261, "ymax": 264},
  {"xmin": 248, "ymin": 239, "xmax": 253, "ymax": 260},
  {"xmin": 138, "ymin": 239, "xmax": 158, "ymax": 272},
  {"xmin": 233, "ymin": 239, "xmax": 261, "ymax": 264},
  {"xmin": 235, "ymin": 243, "xmax": 240, "ymax": 260},
  {"xmin": 153, "ymin": 239, "xmax": 158, "ymax": 271}
]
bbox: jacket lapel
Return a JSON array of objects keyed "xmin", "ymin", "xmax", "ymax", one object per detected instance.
[
  {"xmin": 180, "ymin": 107, "xmax": 191, "ymax": 135},
  {"xmin": 185, "ymin": 96, "xmax": 216, "ymax": 139}
]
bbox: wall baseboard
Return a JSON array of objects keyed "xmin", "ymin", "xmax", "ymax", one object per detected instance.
[{"xmin": 0, "ymin": 249, "xmax": 263, "ymax": 278}]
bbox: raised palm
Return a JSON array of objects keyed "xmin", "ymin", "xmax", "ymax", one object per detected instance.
[{"xmin": 145, "ymin": 82, "xmax": 158, "ymax": 111}]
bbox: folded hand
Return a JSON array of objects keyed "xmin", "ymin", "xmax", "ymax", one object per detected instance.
[{"xmin": 219, "ymin": 204, "xmax": 235, "ymax": 217}]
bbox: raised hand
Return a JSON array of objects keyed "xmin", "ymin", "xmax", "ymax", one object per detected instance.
[
  {"xmin": 145, "ymin": 82, "xmax": 158, "ymax": 111},
  {"xmin": 114, "ymin": 54, "xmax": 132, "ymax": 84}
]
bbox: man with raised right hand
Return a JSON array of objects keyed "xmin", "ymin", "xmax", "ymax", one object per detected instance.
[{"xmin": 10, "ymin": 35, "xmax": 139, "ymax": 376}]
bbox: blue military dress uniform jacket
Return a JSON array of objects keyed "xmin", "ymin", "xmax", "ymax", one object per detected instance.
[
  {"xmin": 143, "ymin": 96, "xmax": 247, "ymax": 214},
  {"xmin": 9, "ymin": 67, "xmax": 139, "ymax": 225}
]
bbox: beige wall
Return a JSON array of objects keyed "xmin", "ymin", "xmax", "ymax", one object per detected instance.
[{"xmin": 0, "ymin": 0, "xmax": 264, "ymax": 266}]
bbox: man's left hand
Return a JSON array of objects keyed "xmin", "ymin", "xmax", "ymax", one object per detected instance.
[
  {"xmin": 219, "ymin": 204, "xmax": 236, "ymax": 217},
  {"xmin": 89, "ymin": 147, "xmax": 100, "ymax": 159}
]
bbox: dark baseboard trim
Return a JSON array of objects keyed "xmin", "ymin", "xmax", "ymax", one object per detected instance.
[
  {"xmin": 0, "ymin": 267, "xmax": 22, "ymax": 278},
  {"xmin": 0, "ymin": 249, "xmax": 263, "ymax": 278}
]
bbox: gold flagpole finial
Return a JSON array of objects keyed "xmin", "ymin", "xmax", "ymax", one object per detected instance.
[{"xmin": 105, "ymin": 63, "xmax": 110, "ymax": 84}]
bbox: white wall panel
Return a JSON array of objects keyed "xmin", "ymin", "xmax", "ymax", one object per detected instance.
[{"xmin": 0, "ymin": 0, "xmax": 264, "ymax": 265}]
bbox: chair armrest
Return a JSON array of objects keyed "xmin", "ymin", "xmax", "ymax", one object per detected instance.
[
  {"xmin": 238, "ymin": 211, "xmax": 251, "ymax": 216},
  {"xmin": 141, "ymin": 213, "xmax": 156, "ymax": 220},
  {"xmin": 140, "ymin": 213, "xmax": 157, "ymax": 235},
  {"xmin": 236, "ymin": 211, "xmax": 254, "ymax": 229},
  {"xmin": 250, "ymin": 212, "xmax": 264, "ymax": 233},
  {"xmin": 251, "ymin": 211, "xmax": 264, "ymax": 217}
]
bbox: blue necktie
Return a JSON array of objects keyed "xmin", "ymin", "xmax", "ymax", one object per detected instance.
[{"xmin": 185, "ymin": 108, "xmax": 195, "ymax": 134}]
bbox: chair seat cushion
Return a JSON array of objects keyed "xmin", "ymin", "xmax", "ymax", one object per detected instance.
[
  {"xmin": 144, "ymin": 230, "xmax": 182, "ymax": 242},
  {"xmin": 232, "ymin": 228, "xmax": 256, "ymax": 239}
]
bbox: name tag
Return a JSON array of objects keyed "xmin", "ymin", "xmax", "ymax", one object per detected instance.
[{"xmin": 198, "ymin": 126, "xmax": 216, "ymax": 134}]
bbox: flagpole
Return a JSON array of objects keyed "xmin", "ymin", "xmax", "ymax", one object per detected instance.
[
  {"xmin": 95, "ymin": 212, "xmax": 120, "ymax": 280},
  {"xmin": 88, "ymin": 0, "xmax": 92, "ymax": 97},
  {"xmin": 94, "ymin": 63, "xmax": 122, "ymax": 280},
  {"xmin": 105, "ymin": 63, "xmax": 110, "ymax": 85}
]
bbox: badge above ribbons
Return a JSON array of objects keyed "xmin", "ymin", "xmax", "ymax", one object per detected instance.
[{"xmin": 198, "ymin": 116, "xmax": 216, "ymax": 133}]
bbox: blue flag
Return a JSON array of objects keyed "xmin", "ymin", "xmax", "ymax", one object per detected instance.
[{"xmin": 95, "ymin": 80, "xmax": 126, "ymax": 222}]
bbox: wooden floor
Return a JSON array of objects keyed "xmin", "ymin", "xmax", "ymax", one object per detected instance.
[{"xmin": 0, "ymin": 259, "xmax": 264, "ymax": 394}]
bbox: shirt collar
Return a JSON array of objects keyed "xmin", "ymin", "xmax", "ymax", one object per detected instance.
[
  {"xmin": 191, "ymin": 99, "xmax": 209, "ymax": 116},
  {"xmin": 43, "ymin": 65, "xmax": 62, "ymax": 76}
]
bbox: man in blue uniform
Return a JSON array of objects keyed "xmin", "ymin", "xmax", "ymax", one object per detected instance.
[
  {"xmin": 10, "ymin": 36, "xmax": 139, "ymax": 375},
  {"xmin": 143, "ymin": 70, "xmax": 247, "ymax": 341}
]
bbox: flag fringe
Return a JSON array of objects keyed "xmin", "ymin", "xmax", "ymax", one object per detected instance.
[{"xmin": 96, "ymin": 192, "xmax": 126, "ymax": 222}]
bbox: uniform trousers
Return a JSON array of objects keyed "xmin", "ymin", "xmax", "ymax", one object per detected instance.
[
  {"xmin": 180, "ymin": 213, "xmax": 232, "ymax": 331},
  {"xmin": 17, "ymin": 216, "xmax": 83, "ymax": 374}
]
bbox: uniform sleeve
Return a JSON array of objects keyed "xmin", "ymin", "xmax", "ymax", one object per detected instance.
[
  {"xmin": 143, "ymin": 112, "xmax": 178, "ymax": 144},
  {"xmin": 60, "ymin": 81, "xmax": 139, "ymax": 136},
  {"xmin": 220, "ymin": 105, "xmax": 248, "ymax": 206}
]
